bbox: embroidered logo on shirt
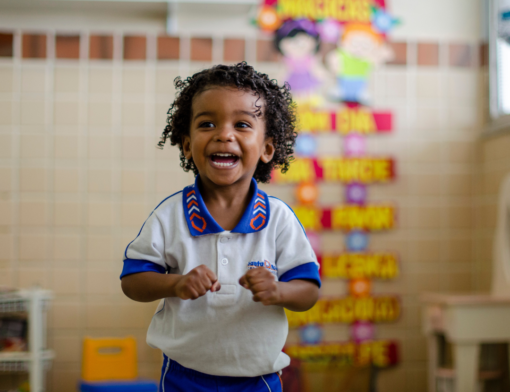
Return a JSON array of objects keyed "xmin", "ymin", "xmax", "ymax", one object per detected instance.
[
  {"xmin": 248, "ymin": 259, "xmax": 277, "ymax": 276},
  {"xmin": 250, "ymin": 192, "xmax": 267, "ymax": 230},
  {"xmin": 187, "ymin": 190, "xmax": 207, "ymax": 233}
]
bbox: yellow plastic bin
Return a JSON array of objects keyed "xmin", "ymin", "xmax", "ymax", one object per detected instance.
[{"xmin": 79, "ymin": 337, "xmax": 157, "ymax": 392}]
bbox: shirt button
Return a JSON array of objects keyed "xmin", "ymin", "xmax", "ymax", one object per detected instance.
[
  {"xmin": 221, "ymin": 258, "xmax": 228, "ymax": 266},
  {"xmin": 220, "ymin": 237, "xmax": 229, "ymax": 243}
]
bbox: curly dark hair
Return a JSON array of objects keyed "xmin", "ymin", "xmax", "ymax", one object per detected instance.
[{"xmin": 157, "ymin": 62, "xmax": 297, "ymax": 183}]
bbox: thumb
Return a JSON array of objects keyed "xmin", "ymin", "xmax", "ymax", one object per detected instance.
[
  {"xmin": 239, "ymin": 275, "xmax": 249, "ymax": 289},
  {"xmin": 211, "ymin": 281, "xmax": 221, "ymax": 292}
]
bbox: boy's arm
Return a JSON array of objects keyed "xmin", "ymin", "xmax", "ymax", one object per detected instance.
[
  {"xmin": 122, "ymin": 265, "xmax": 221, "ymax": 303},
  {"xmin": 239, "ymin": 268, "xmax": 319, "ymax": 312}
]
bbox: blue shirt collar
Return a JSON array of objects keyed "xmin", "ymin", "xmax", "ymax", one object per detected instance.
[{"xmin": 182, "ymin": 176, "xmax": 270, "ymax": 237}]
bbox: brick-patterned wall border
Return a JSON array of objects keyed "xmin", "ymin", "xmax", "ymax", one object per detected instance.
[{"xmin": 0, "ymin": 31, "xmax": 488, "ymax": 68}]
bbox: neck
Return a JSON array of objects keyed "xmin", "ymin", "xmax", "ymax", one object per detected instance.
[{"xmin": 198, "ymin": 176, "xmax": 253, "ymax": 208}]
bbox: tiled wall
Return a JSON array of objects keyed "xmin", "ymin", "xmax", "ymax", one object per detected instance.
[{"xmin": 0, "ymin": 30, "xmax": 485, "ymax": 392}]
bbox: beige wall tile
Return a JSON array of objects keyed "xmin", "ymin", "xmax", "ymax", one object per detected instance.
[
  {"xmin": 155, "ymin": 68, "xmax": 179, "ymax": 94},
  {"xmin": 88, "ymin": 102, "xmax": 112, "ymax": 126},
  {"xmin": 416, "ymin": 72, "xmax": 440, "ymax": 99},
  {"xmin": 52, "ymin": 335, "xmax": 81, "ymax": 363},
  {"xmin": 54, "ymin": 101, "xmax": 80, "ymax": 125},
  {"xmin": 155, "ymin": 103, "xmax": 169, "ymax": 129},
  {"xmin": 19, "ymin": 201, "xmax": 48, "ymax": 226},
  {"xmin": 54, "ymin": 135, "xmax": 79, "ymax": 159},
  {"xmin": 0, "ymin": 269, "xmax": 13, "ymax": 286},
  {"xmin": 448, "ymin": 105, "xmax": 480, "ymax": 131},
  {"xmin": 408, "ymin": 207, "xmax": 441, "ymax": 229},
  {"xmin": 53, "ymin": 235, "xmax": 80, "ymax": 260},
  {"xmin": 0, "ymin": 169, "xmax": 12, "ymax": 192},
  {"xmin": 85, "ymin": 303, "xmax": 114, "ymax": 328},
  {"xmin": 85, "ymin": 269, "xmax": 116, "ymax": 295},
  {"xmin": 448, "ymin": 142, "xmax": 474, "ymax": 163},
  {"xmin": 405, "ymin": 366, "xmax": 427, "ymax": 392},
  {"xmin": 378, "ymin": 367, "xmax": 406, "ymax": 392},
  {"xmin": 88, "ymin": 136, "xmax": 112, "ymax": 159},
  {"xmin": 407, "ymin": 141, "xmax": 442, "ymax": 163},
  {"xmin": 86, "ymin": 236, "xmax": 114, "ymax": 261},
  {"xmin": 89, "ymin": 69, "xmax": 113, "ymax": 94},
  {"xmin": 121, "ymin": 102, "xmax": 145, "ymax": 126},
  {"xmin": 409, "ymin": 239, "xmax": 440, "ymax": 262},
  {"xmin": 409, "ymin": 174, "xmax": 441, "ymax": 196},
  {"xmin": 448, "ymin": 272, "xmax": 472, "ymax": 292},
  {"xmin": 88, "ymin": 170, "xmax": 112, "ymax": 193},
  {"xmin": 18, "ymin": 234, "xmax": 48, "ymax": 260},
  {"xmin": 122, "ymin": 170, "xmax": 145, "ymax": 193},
  {"xmin": 54, "ymin": 202, "xmax": 81, "ymax": 226},
  {"xmin": 55, "ymin": 67, "xmax": 80, "ymax": 93},
  {"xmin": 447, "ymin": 206, "xmax": 472, "ymax": 229},
  {"xmin": 51, "ymin": 269, "xmax": 80, "ymax": 295},
  {"xmin": 448, "ymin": 238, "xmax": 473, "ymax": 262},
  {"xmin": 0, "ymin": 135, "xmax": 13, "ymax": 158},
  {"xmin": 21, "ymin": 69, "xmax": 46, "ymax": 93},
  {"xmin": 0, "ymin": 102, "xmax": 12, "ymax": 125},
  {"xmin": 114, "ymin": 303, "xmax": 153, "ymax": 329},
  {"xmin": 20, "ymin": 134, "xmax": 46, "ymax": 158},
  {"xmin": 50, "ymin": 368, "xmax": 81, "ymax": 392},
  {"xmin": 0, "ymin": 234, "xmax": 14, "ymax": 260},
  {"xmin": 123, "ymin": 69, "xmax": 146, "ymax": 93},
  {"xmin": 54, "ymin": 168, "xmax": 80, "ymax": 192},
  {"xmin": 0, "ymin": 200, "xmax": 13, "ymax": 225},
  {"xmin": 415, "ymin": 106, "xmax": 442, "ymax": 130},
  {"xmin": 403, "ymin": 336, "xmax": 427, "ymax": 362},
  {"xmin": 483, "ymin": 134, "xmax": 510, "ymax": 162},
  {"xmin": 52, "ymin": 302, "xmax": 81, "ymax": 329},
  {"xmin": 18, "ymin": 268, "xmax": 47, "ymax": 288},
  {"xmin": 385, "ymin": 71, "xmax": 407, "ymax": 99},
  {"xmin": 444, "ymin": 173, "xmax": 472, "ymax": 196},
  {"xmin": 121, "ymin": 202, "xmax": 147, "ymax": 227},
  {"xmin": 20, "ymin": 167, "xmax": 46, "ymax": 191},
  {"xmin": 87, "ymin": 202, "xmax": 113, "ymax": 226},
  {"xmin": 0, "ymin": 67, "xmax": 13, "ymax": 93},
  {"xmin": 447, "ymin": 71, "xmax": 478, "ymax": 101},
  {"xmin": 122, "ymin": 136, "xmax": 145, "ymax": 159},
  {"xmin": 20, "ymin": 100, "xmax": 46, "ymax": 125}
]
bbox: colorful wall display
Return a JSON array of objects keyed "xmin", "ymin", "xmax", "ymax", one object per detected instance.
[{"xmin": 256, "ymin": 0, "xmax": 401, "ymax": 387}]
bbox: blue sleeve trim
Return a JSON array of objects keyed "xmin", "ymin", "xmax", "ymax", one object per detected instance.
[
  {"xmin": 279, "ymin": 262, "xmax": 321, "ymax": 288},
  {"xmin": 120, "ymin": 259, "xmax": 166, "ymax": 279}
]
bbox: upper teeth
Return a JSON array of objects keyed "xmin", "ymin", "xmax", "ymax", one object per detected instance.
[{"xmin": 214, "ymin": 153, "xmax": 236, "ymax": 157}]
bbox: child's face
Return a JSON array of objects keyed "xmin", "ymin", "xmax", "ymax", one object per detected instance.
[
  {"xmin": 280, "ymin": 33, "xmax": 316, "ymax": 58},
  {"xmin": 182, "ymin": 86, "xmax": 275, "ymax": 188}
]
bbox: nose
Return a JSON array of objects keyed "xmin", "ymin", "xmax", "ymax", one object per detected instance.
[{"xmin": 214, "ymin": 124, "xmax": 235, "ymax": 142}]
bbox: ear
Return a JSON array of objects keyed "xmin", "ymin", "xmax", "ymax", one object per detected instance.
[
  {"xmin": 260, "ymin": 137, "xmax": 275, "ymax": 164},
  {"xmin": 182, "ymin": 135, "xmax": 192, "ymax": 160}
]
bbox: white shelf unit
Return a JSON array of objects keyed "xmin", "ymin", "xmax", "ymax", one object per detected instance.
[{"xmin": 0, "ymin": 289, "xmax": 54, "ymax": 392}]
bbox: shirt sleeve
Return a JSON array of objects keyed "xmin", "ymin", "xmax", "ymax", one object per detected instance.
[
  {"xmin": 120, "ymin": 211, "xmax": 168, "ymax": 279},
  {"xmin": 274, "ymin": 201, "xmax": 321, "ymax": 288}
]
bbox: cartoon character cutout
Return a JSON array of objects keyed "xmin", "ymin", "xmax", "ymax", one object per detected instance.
[
  {"xmin": 326, "ymin": 23, "xmax": 393, "ymax": 104},
  {"xmin": 274, "ymin": 19, "xmax": 326, "ymax": 105}
]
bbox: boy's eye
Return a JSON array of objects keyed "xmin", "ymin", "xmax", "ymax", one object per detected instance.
[
  {"xmin": 236, "ymin": 122, "xmax": 250, "ymax": 128},
  {"xmin": 199, "ymin": 122, "xmax": 214, "ymax": 128}
]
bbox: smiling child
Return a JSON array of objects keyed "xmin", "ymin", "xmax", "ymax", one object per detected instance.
[{"xmin": 120, "ymin": 62, "xmax": 321, "ymax": 392}]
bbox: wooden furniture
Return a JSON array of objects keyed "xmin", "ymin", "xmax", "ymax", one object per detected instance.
[{"xmin": 421, "ymin": 293, "xmax": 510, "ymax": 392}]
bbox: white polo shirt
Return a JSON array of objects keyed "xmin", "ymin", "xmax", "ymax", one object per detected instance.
[{"xmin": 121, "ymin": 176, "xmax": 320, "ymax": 377}]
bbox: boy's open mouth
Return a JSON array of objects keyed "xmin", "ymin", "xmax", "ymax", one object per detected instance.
[{"xmin": 210, "ymin": 153, "xmax": 240, "ymax": 168}]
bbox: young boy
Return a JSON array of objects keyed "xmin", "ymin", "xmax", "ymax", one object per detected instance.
[{"xmin": 120, "ymin": 63, "xmax": 321, "ymax": 391}]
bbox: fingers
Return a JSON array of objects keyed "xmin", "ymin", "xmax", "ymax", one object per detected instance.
[
  {"xmin": 179, "ymin": 265, "xmax": 219, "ymax": 300},
  {"xmin": 239, "ymin": 267, "xmax": 279, "ymax": 306},
  {"xmin": 211, "ymin": 281, "xmax": 221, "ymax": 292}
]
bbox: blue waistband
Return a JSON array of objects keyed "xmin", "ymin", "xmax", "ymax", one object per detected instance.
[{"xmin": 163, "ymin": 355, "xmax": 278, "ymax": 383}]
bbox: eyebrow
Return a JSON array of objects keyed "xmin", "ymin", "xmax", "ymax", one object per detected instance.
[{"xmin": 192, "ymin": 109, "xmax": 260, "ymax": 122}]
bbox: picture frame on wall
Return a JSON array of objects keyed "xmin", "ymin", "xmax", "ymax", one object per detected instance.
[{"xmin": 489, "ymin": 0, "xmax": 510, "ymax": 132}]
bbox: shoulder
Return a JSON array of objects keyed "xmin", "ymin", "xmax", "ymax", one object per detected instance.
[
  {"xmin": 268, "ymin": 196, "xmax": 301, "ymax": 223},
  {"xmin": 151, "ymin": 190, "xmax": 184, "ymax": 218}
]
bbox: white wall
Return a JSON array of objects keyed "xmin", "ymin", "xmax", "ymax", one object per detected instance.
[{"xmin": 0, "ymin": 0, "xmax": 483, "ymax": 41}]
